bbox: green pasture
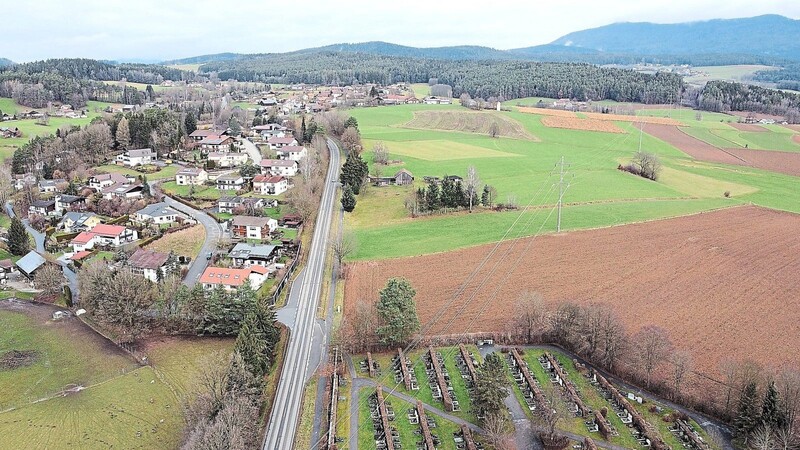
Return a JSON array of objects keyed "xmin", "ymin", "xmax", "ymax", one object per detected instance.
[
  {"xmin": 0, "ymin": 306, "xmax": 234, "ymax": 449},
  {"xmin": 684, "ymin": 65, "xmax": 777, "ymax": 84},
  {"xmin": 94, "ymin": 163, "xmax": 179, "ymax": 181}
]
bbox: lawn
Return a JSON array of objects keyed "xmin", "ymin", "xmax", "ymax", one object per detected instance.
[
  {"xmin": 161, "ymin": 180, "xmax": 222, "ymax": 200},
  {"xmin": 0, "ymin": 304, "xmax": 235, "ymax": 450},
  {"xmin": 144, "ymin": 225, "xmax": 206, "ymax": 259},
  {"xmin": 94, "ymin": 163, "xmax": 179, "ymax": 181}
]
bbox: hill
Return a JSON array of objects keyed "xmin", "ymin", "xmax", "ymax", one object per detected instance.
[
  {"xmin": 547, "ymin": 15, "xmax": 800, "ymax": 61},
  {"xmin": 289, "ymin": 41, "xmax": 510, "ymax": 60},
  {"xmin": 0, "ymin": 58, "xmax": 13, "ymax": 67}
]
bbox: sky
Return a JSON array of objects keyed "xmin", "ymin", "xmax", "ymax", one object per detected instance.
[{"xmin": 5, "ymin": 0, "xmax": 800, "ymax": 63}]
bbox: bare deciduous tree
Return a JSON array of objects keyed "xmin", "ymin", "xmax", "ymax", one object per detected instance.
[
  {"xmin": 336, "ymin": 301, "xmax": 378, "ymax": 353},
  {"xmin": 515, "ymin": 291, "xmax": 549, "ymax": 343},
  {"xmin": 670, "ymin": 350, "xmax": 693, "ymax": 401},
  {"xmin": 633, "ymin": 325, "xmax": 673, "ymax": 388},
  {"xmin": 483, "ymin": 413, "xmax": 516, "ymax": 450},
  {"xmin": 330, "ymin": 229, "xmax": 357, "ymax": 274},
  {"xmin": 341, "ymin": 127, "xmax": 361, "ymax": 154},
  {"xmin": 33, "ymin": 264, "xmax": 64, "ymax": 298},
  {"xmin": 0, "ymin": 165, "xmax": 13, "ymax": 206},
  {"xmin": 632, "ymin": 151, "xmax": 662, "ymax": 181},
  {"xmin": 489, "ymin": 121, "xmax": 500, "ymax": 138},
  {"xmin": 465, "ymin": 165, "xmax": 481, "ymax": 212},
  {"xmin": 372, "ymin": 141, "xmax": 389, "ymax": 165}
]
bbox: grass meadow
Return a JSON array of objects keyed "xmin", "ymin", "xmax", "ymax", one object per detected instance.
[{"xmin": 344, "ymin": 103, "xmax": 799, "ymax": 260}]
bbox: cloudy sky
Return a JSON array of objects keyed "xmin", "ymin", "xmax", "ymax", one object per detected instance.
[{"xmin": 6, "ymin": 0, "xmax": 800, "ymax": 62}]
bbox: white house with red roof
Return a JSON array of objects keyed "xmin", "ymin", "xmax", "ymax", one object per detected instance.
[
  {"xmin": 199, "ymin": 266, "xmax": 269, "ymax": 292},
  {"xmin": 267, "ymin": 136, "xmax": 298, "ymax": 150},
  {"xmin": 252, "ymin": 175, "xmax": 289, "ymax": 195},
  {"xmin": 275, "ymin": 145, "xmax": 307, "ymax": 161},
  {"xmin": 259, "ymin": 159, "xmax": 298, "ymax": 177},
  {"xmin": 70, "ymin": 223, "xmax": 139, "ymax": 252}
]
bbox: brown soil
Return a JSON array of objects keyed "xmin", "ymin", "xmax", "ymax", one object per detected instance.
[
  {"xmin": 345, "ymin": 206, "xmax": 800, "ymax": 376},
  {"xmin": 722, "ymin": 147, "xmax": 800, "ymax": 178},
  {"xmin": 729, "ymin": 123, "xmax": 768, "ymax": 132},
  {"xmin": 519, "ymin": 107, "xmax": 682, "ymax": 125},
  {"xmin": 540, "ymin": 116, "xmax": 626, "ymax": 133},
  {"xmin": 0, "ymin": 350, "xmax": 39, "ymax": 370},
  {"xmin": 793, "ymin": 134, "xmax": 800, "ymax": 144}
]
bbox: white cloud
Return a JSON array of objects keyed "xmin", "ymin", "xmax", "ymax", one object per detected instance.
[{"xmin": 3, "ymin": 0, "xmax": 800, "ymax": 62}]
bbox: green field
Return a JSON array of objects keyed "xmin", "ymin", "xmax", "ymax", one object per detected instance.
[
  {"xmin": 684, "ymin": 65, "xmax": 777, "ymax": 85},
  {"xmin": 0, "ymin": 304, "xmax": 234, "ymax": 449},
  {"xmin": 160, "ymin": 180, "xmax": 221, "ymax": 199},
  {"xmin": 343, "ymin": 103, "xmax": 796, "ymax": 260},
  {"xmin": 94, "ymin": 163, "xmax": 179, "ymax": 181},
  {"xmin": 0, "ymin": 99, "xmax": 114, "ymax": 163}
]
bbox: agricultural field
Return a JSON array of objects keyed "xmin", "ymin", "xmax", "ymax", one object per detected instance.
[
  {"xmin": 403, "ymin": 110, "xmax": 539, "ymax": 140},
  {"xmin": 683, "ymin": 65, "xmax": 777, "ymax": 85},
  {"xmin": 345, "ymin": 205, "xmax": 800, "ymax": 379},
  {"xmin": 540, "ymin": 116, "xmax": 626, "ymax": 133},
  {"xmin": 144, "ymin": 225, "xmax": 206, "ymax": 259},
  {"xmin": 0, "ymin": 300, "xmax": 234, "ymax": 449}
]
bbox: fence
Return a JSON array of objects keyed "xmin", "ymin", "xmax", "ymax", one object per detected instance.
[{"xmin": 267, "ymin": 241, "xmax": 302, "ymax": 305}]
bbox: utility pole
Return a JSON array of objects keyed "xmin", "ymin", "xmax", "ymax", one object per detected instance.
[{"xmin": 553, "ymin": 156, "xmax": 571, "ymax": 233}]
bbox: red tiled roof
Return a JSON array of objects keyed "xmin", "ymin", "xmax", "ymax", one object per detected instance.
[
  {"xmin": 268, "ymin": 136, "xmax": 296, "ymax": 144},
  {"xmin": 70, "ymin": 251, "xmax": 93, "ymax": 261},
  {"xmin": 199, "ymin": 266, "xmax": 263, "ymax": 287},
  {"xmin": 128, "ymin": 248, "xmax": 169, "ymax": 270},
  {"xmin": 259, "ymin": 159, "xmax": 297, "ymax": 167},
  {"xmin": 71, "ymin": 231, "xmax": 96, "ymax": 244},
  {"xmin": 90, "ymin": 224, "xmax": 127, "ymax": 237},
  {"xmin": 253, "ymin": 175, "xmax": 285, "ymax": 184}
]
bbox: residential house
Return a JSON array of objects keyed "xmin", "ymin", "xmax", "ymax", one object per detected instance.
[
  {"xmin": 228, "ymin": 243, "xmax": 280, "ymax": 268},
  {"xmin": 13, "ymin": 173, "xmax": 37, "ymax": 191},
  {"xmin": 38, "ymin": 178, "xmax": 67, "ymax": 194},
  {"xmin": 59, "ymin": 211, "xmax": 100, "ymax": 232},
  {"xmin": 189, "ymin": 129, "xmax": 226, "ymax": 142},
  {"xmin": 198, "ymin": 265, "xmax": 269, "ymax": 292},
  {"xmin": 199, "ymin": 135, "xmax": 234, "ymax": 151},
  {"xmin": 88, "ymin": 173, "xmax": 133, "ymax": 190},
  {"xmin": 260, "ymin": 159, "xmax": 298, "ymax": 177},
  {"xmin": 128, "ymin": 248, "xmax": 170, "ymax": 282},
  {"xmin": 116, "ymin": 148, "xmax": 155, "ymax": 167},
  {"xmin": 14, "ymin": 251, "xmax": 48, "ymax": 279},
  {"xmin": 215, "ymin": 173, "xmax": 246, "ymax": 191},
  {"xmin": 208, "ymin": 151, "xmax": 248, "ymax": 168},
  {"xmin": 231, "ymin": 216, "xmax": 277, "ymax": 240},
  {"xmin": 252, "ymin": 123, "xmax": 287, "ymax": 139},
  {"xmin": 252, "ymin": 175, "xmax": 288, "ymax": 195},
  {"xmin": 134, "ymin": 202, "xmax": 183, "ymax": 225},
  {"xmin": 29, "ymin": 199, "xmax": 56, "ymax": 216},
  {"xmin": 423, "ymin": 96, "xmax": 452, "ymax": 105},
  {"xmin": 267, "ymin": 136, "xmax": 298, "ymax": 150},
  {"xmin": 54, "ymin": 194, "xmax": 87, "ymax": 214},
  {"xmin": 70, "ymin": 223, "xmax": 138, "ymax": 252},
  {"xmin": 276, "ymin": 145, "xmax": 307, "ymax": 161},
  {"xmin": 0, "ymin": 126, "xmax": 22, "ymax": 138},
  {"xmin": 175, "ymin": 167, "xmax": 208, "ymax": 186},
  {"xmin": 102, "ymin": 182, "xmax": 144, "ymax": 199},
  {"xmin": 217, "ymin": 196, "xmax": 268, "ymax": 214}
]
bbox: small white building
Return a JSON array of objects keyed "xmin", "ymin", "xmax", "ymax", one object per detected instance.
[
  {"xmin": 70, "ymin": 224, "xmax": 138, "ymax": 252},
  {"xmin": 128, "ymin": 248, "xmax": 170, "ymax": 282},
  {"xmin": 208, "ymin": 151, "xmax": 248, "ymax": 168},
  {"xmin": 134, "ymin": 202, "xmax": 183, "ymax": 225},
  {"xmin": 267, "ymin": 136, "xmax": 298, "ymax": 150},
  {"xmin": 215, "ymin": 173, "xmax": 246, "ymax": 191},
  {"xmin": 89, "ymin": 173, "xmax": 133, "ymax": 190},
  {"xmin": 276, "ymin": 145, "xmax": 308, "ymax": 161},
  {"xmin": 175, "ymin": 167, "xmax": 208, "ymax": 186},
  {"xmin": 199, "ymin": 266, "xmax": 269, "ymax": 292}
]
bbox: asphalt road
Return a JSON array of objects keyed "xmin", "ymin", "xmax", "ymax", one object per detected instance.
[
  {"xmin": 238, "ymin": 137, "xmax": 263, "ymax": 164},
  {"xmin": 262, "ymin": 138, "xmax": 340, "ymax": 450},
  {"xmin": 153, "ymin": 186, "xmax": 223, "ymax": 287},
  {"xmin": 5, "ymin": 201, "xmax": 45, "ymax": 252}
]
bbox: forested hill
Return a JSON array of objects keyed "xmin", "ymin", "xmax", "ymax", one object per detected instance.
[
  {"xmin": 201, "ymin": 52, "xmax": 685, "ymax": 103},
  {"xmin": 0, "ymin": 58, "xmax": 13, "ymax": 67},
  {"xmin": 547, "ymin": 15, "xmax": 800, "ymax": 61},
  {"xmin": 288, "ymin": 42, "xmax": 510, "ymax": 60},
  {"xmin": 4, "ymin": 58, "xmax": 190, "ymax": 83}
]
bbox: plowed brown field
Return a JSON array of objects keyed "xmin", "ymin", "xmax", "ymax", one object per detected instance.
[
  {"xmin": 345, "ymin": 206, "xmax": 800, "ymax": 375},
  {"xmin": 729, "ymin": 123, "xmax": 768, "ymax": 132},
  {"xmin": 540, "ymin": 116, "xmax": 626, "ymax": 133},
  {"xmin": 793, "ymin": 134, "xmax": 800, "ymax": 144},
  {"xmin": 641, "ymin": 124, "xmax": 800, "ymax": 177},
  {"xmin": 519, "ymin": 107, "xmax": 681, "ymax": 125}
]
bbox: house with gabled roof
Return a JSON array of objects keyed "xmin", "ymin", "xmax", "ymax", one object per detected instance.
[
  {"xmin": 127, "ymin": 248, "xmax": 170, "ymax": 282},
  {"xmin": 267, "ymin": 136, "xmax": 298, "ymax": 150},
  {"xmin": 252, "ymin": 175, "xmax": 289, "ymax": 195},
  {"xmin": 276, "ymin": 145, "xmax": 307, "ymax": 161},
  {"xmin": 70, "ymin": 223, "xmax": 138, "ymax": 252},
  {"xmin": 228, "ymin": 243, "xmax": 280, "ymax": 268},
  {"xmin": 199, "ymin": 265, "xmax": 269, "ymax": 292},
  {"xmin": 116, "ymin": 148, "xmax": 155, "ymax": 167},
  {"xmin": 134, "ymin": 202, "xmax": 184, "ymax": 225},
  {"xmin": 231, "ymin": 216, "xmax": 277, "ymax": 240},
  {"xmin": 175, "ymin": 167, "xmax": 208, "ymax": 186}
]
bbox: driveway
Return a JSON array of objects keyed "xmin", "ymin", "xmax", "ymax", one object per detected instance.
[{"xmin": 238, "ymin": 137, "xmax": 262, "ymax": 164}]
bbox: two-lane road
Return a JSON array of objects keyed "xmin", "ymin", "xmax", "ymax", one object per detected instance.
[{"xmin": 263, "ymin": 138, "xmax": 341, "ymax": 449}]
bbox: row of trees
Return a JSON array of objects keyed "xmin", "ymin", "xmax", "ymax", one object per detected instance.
[
  {"xmin": 411, "ymin": 169, "xmax": 495, "ymax": 214},
  {"xmin": 201, "ymin": 52, "xmax": 686, "ymax": 104}
]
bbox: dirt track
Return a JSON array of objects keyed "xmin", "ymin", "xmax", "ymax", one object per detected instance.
[{"xmin": 345, "ymin": 206, "xmax": 800, "ymax": 376}]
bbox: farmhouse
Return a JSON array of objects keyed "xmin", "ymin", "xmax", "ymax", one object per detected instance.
[
  {"xmin": 260, "ymin": 159, "xmax": 298, "ymax": 177},
  {"xmin": 215, "ymin": 173, "xmax": 246, "ymax": 191},
  {"xmin": 252, "ymin": 175, "xmax": 289, "ymax": 195},
  {"xmin": 208, "ymin": 151, "xmax": 248, "ymax": 168},
  {"xmin": 175, "ymin": 167, "xmax": 208, "ymax": 185},
  {"xmin": 276, "ymin": 145, "xmax": 307, "ymax": 161},
  {"xmin": 217, "ymin": 196, "xmax": 269, "ymax": 214},
  {"xmin": 59, "ymin": 211, "xmax": 101, "ymax": 232},
  {"xmin": 423, "ymin": 96, "xmax": 452, "ymax": 105},
  {"xmin": 127, "ymin": 248, "xmax": 170, "ymax": 282},
  {"xmin": 228, "ymin": 242, "xmax": 280, "ymax": 267},
  {"xmin": 116, "ymin": 148, "xmax": 155, "ymax": 167},
  {"xmin": 231, "ymin": 216, "xmax": 277, "ymax": 240},
  {"xmin": 198, "ymin": 265, "xmax": 269, "ymax": 292},
  {"xmin": 267, "ymin": 136, "xmax": 298, "ymax": 150},
  {"xmin": 370, "ymin": 169, "xmax": 415, "ymax": 186},
  {"xmin": 28, "ymin": 199, "xmax": 56, "ymax": 216},
  {"xmin": 134, "ymin": 202, "xmax": 184, "ymax": 225}
]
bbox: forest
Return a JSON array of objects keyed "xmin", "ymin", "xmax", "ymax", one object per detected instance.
[
  {"xmin": 697, "ymin": 80, "xmax": 800, "ymax": 118},
  {"xmin": 200, "ymin": 52, "xmax": 686, "ymax": 103}
]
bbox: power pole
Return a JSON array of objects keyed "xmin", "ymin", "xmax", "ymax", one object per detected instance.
[{"xmin": 553, "ymin": 156, "xmax": 571, "ymax": 233}]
